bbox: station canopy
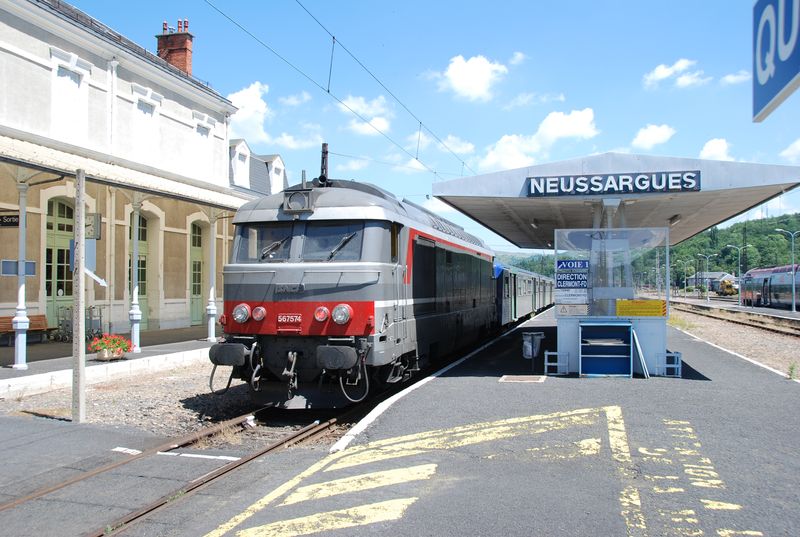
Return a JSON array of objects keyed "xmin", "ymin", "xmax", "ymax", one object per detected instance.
[{"xmin": 432, "ymin": 153, "xmax": 800, "ymax": 248}]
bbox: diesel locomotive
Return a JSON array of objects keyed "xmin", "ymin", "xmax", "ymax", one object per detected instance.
[{"xmin": 209, "ymin": 176, "xmax": 552, "ymax": 408}]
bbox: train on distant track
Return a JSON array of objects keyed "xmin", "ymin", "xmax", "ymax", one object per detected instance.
[
  {"xmin": 209, "ymin": 176, "xmax": 553, "ymax": 408},
  {"xmin": 741, "ymin": 264, "xmax": 799, "ymax": 308}
]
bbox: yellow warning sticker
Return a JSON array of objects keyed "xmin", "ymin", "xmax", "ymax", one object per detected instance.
[{"xmin": 616, "ymin": 299, "xmax": 667, "ymax": 317}]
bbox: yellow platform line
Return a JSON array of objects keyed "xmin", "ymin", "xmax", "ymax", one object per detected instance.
[
  {"xmin": 236, "ymin": 497, "xmax": 417, "ymax": 537},
  {"xmin": 280, "ymin": 464, "xmax": 437, "ymax": 506}
]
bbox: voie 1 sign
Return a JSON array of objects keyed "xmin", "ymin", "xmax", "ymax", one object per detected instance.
[
  {"xmin": 528, "ymin": 171, "xmax": 700, "ymax": 197},
  {"xmin": 753, "ymin": 0, "xmax": 800, "ymax": 122}
]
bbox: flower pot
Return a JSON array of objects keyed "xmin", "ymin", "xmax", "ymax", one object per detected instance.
[{"xmin": 96, "ymin": 348, "xmax": 125, "ymax": 361}]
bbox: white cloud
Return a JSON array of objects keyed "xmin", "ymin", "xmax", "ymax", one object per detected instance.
[
  {"xmin": 643, "ymin": 58, "xmax": 696, "ymax": 88},
  {"xmin": 479, "ymin": 108, "xmax": 599, "ymax": 171},
  {"xmin": 422, "ymin": 197, "xmax": 457, "ymax": 213},
  {"xmin": 335, "ymin": 158, "xmax": 369, "ymax": 172},
  {"xmin": 443, "ymin": 134, "xmax": 475, "ymax": 155},
  {"xmin": 631, "ymin": 124, "xmax": 676, "ymax": 150},
  {"xmin": 699, "ymin": 138, "xmax": 734, "ymax": 161},
  {"xmin": 780, "ymin": 138, "xmax": 800, "ymax": 164},
  {"xmin": 227, "ymin": 82, "xmax": 273, "ymax": 143},
  {"xmin": 503, "ymin": 92, "xmax": 566, "ymax": 110},
  {"xmin": 338, "ymin": 95, "xmax": 392, "ymax": 135},
  {"xmin": 406, "ymin": 130, "xmax": 433, "ymax": 152},
  {"xmin": 394, "ymin": 158, "xmax": 427, "ymax": 174},
  {"xmin": 348, "ymin": 116, "xmax": 391, "ymax": 136},
  {"xmin": 271, "ymin": 123, "xmax": 323, "ymax": 149},
  {"xmin": 278, "ymin": 91, "xmax": 311, "ymax": 106},
  {"xmin": 437, "ymin": 55, "xmax": 509, "ymax": 101},
  {"xmin": 720, "ymin": 70, "xmax": 751, "ymax": 86},
  {"xmin": 675, "ymin": 70, "xmax": 712, "ymax": 88},
  {"xmin": 509, "ymin": 51, "xmax": 527, "ymax": 65}
]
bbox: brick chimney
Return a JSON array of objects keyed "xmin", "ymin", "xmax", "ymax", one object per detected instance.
[{"xmin": 156, "ymin": 19, "xmax": 193, "ymax": 76}]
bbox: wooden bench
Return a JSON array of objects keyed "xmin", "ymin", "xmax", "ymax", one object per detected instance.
[{"xmin": 0, "ymin": 314, "xmax": 56, "ymax": 345}]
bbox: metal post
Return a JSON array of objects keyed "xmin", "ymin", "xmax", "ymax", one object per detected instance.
[
  {"xmin": 206, "ymin": 215, "xmax": 218, "ymax": 342},
  {"xmin": 12, "ymin": 182, "xmax": 29, "ymax": 370},
  {"xmin": 72, "ymin": 169, "xmax": 86, "ymax": 423},
  {"xmin": 129, "ymin": 200, "xmax": 142, "ymax": 353},
  {"xmin": 697, "ymin": 253, "xmax": 717, "ymax": 303},
  {"xmin": 726, "ymin": 244, "xmax": 752, "ymax": 308}
]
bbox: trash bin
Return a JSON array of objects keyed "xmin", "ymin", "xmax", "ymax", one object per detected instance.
[{"xmin": 522, "ymin": 332, "xmax": 544, "ymax": 359}]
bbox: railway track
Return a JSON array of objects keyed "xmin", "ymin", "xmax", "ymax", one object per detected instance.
[
  {"xmin": 0, "ymin": 405, "xmax": 355, "ymax": 537},
  {"xmin": 671, "ymin": 301, "xmax": 800, "ymax": 338}
]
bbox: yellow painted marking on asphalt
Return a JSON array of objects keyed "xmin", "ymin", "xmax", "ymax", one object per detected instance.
[
  {"xmin": 700, "ymin": 500, "xmax": 741, "ymax": 511},
  {"xmin": 203, "ymin": 450, "xmax": 351, "ymax": 537},
  {"xmin": 209, "ymin": 406, "xmax": 656, "ymax": 537},
  {"xmin": 637, "ymin": 447, "xmax": 673, "ymax": 464},
  {"xmin": 690, "ymin": 479, "xmax": 725, "ymax": 489},
  {"xmin": 604, "ymin": 405, "xmax": 648, "ymax": 537},
  {"xmin": 513, "ymin": 437, "xmax": 602, "ymax": 461},
  {"xmin": 663, "ymin": 509, "xmax": 699, "ymax": 524},
  {"xmin": 653, "ymin": 486, "xmax": 685, "ymax": 493},
  {"xmin": 644, "ymin": 475, "xmax": 679, "ymax": 481},
  {"xmin": 279, "ymin": 464, "xmax": 437, "ymax": 506},
  {"xmin": 716, "ymin": 531, "xmax": 763, "ymax": 536},
  {"xmin": 685, "ymin": 468, "xmax": 719, "ymax": 479},
  {"xmin": 327, "ymin": 409, "xmax": 600, "ymax": 471},
  {"xmin": 236, "ymin": 498, "xmax": 417, "ymax": 537}
]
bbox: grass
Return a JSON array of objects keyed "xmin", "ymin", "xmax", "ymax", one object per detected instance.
[
  {"xmin": 789, "ymin": 362, "xmax": 797, "ymax": 380},
  {"xmin": 667, "ymin": 314, "xmax": 696, "ymax": 332}
]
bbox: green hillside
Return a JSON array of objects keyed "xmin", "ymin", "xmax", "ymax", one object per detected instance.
[{"xmin": 495, "ymin": 212, "xmax": 800, "ymax": 282}]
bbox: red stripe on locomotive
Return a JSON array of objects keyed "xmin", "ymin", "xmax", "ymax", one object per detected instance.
[{"xmin": 222, "ymin": 301, "xmax": 375, "ymax": 336}]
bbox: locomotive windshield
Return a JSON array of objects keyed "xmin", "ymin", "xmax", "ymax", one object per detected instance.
[
  {"xmin": 302, "ymin": 222, "xmax": 363, "ymax": 262},
  {"xmin": 231, "ymin": 221, "xmax": 366, "ymax": 263}
]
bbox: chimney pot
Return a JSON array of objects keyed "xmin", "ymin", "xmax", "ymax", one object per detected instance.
[
  {"xmin": 162, "ymin": 20, "xmax": 167, "ymax": 33},
  {"xmin": 156, "ymin": 17, "xmax": 194, "ymax": 76}
]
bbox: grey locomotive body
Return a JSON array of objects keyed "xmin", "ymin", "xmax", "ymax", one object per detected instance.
[{"xmin": 210, "ymin": 179, "xmax": 497, "ymax": 408}]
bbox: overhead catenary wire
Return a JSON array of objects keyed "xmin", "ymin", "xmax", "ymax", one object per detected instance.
[
  {"xmin": 292, "ymin": 0, "xmax": 477, "ymax": 176},
  {"xmin": 202, "ymin": 0, "xmax": 444, "ymax": 179}
]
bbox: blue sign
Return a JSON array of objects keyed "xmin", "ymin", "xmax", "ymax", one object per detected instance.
[
  {"xmin": 0, "ymin": 260, "xmax": 35, "ymax": 276},
  {"xmin": 528, "ymin": 171, "xmax": 700, "ymax": 197},
  {"xmin": 557, "ymin": 259, "xmax": 590, "ymax": 271},
  {"xmin": 753, "ymin": 0, "xmax": 800, "ymax": 121}
]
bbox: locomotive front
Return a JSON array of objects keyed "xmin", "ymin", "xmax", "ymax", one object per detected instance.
[{"xmin": 209, "ymin": 180, "xmax": 404, "ymax": 408}]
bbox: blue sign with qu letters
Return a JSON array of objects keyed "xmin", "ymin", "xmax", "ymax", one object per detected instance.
[{"xmin": 753, "ymin": 0, "xmax": 800, "ymax": 121}]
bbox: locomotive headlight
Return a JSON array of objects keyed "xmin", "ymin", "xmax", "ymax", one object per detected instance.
[
  {"xmin": 252, "ymin": 306, "xmax": 267, "ymax": 321},
  {"xmin": 332, "ymin": 303, "xmax": 353, "ymax": 325},
  {"xmin": 314, "ymin": 306, "xmax": 330, "ymax": 322},
  {"xmin": 232, "ymin": 303, "xmax": 251, "ymax": 323}
]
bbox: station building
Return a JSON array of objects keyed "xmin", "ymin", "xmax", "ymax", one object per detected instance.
[
  {"xmin": 0, "ymin": 0, "xmax": 280, "ymax": 362},
  {"xmin": 433, "ymin": 153, "xmax": 800, "ymax": 377}
]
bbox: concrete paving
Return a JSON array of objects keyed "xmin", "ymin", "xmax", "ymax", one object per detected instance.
[{"xmin": 1, "ymin": 310, "xmax": 797, "ymax": 536}]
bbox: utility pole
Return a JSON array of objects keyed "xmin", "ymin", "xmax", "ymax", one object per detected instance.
[{"xmin": 72, "ymin": 169, "xmax": 86, "ymax": 423}]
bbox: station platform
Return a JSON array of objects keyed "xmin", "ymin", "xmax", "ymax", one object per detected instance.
[
  {"xmin": 1, "ymin": 310, "xmax": 797, "ymax": 536},
  {"xmin": 0, "ymin": 325, "xmax": 217, "ymax": 399},
  {"xmin": 186, "ymin": 308, "xmax": 798, "ymax": 537}
]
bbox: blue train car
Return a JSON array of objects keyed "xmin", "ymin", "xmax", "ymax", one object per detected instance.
[{"xmin": 494, "ymin": 262, "xmax": 553, "ymax": 326}]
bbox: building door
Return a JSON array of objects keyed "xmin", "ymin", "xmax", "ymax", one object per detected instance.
[
  {"xmin": 129, "ymin": 213, "xmax": 149, "ymax": 330},
  {"xmin": 190, "ymin": 223, "xmax": 204, "ymax": 325},
  {"xmin": 45, "ymin": 199, "xmax": 74, "ymax": 327}
]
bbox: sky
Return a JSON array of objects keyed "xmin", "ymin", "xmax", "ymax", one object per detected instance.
[{"xmin": 69, "ymin": 0, "xmax": 800, "ymax": 253}]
